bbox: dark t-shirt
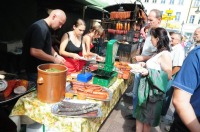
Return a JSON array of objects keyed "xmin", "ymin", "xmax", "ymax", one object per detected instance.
[{"xmin": 22, "ymin": 19, "xmax": 52, "ymax": 73}]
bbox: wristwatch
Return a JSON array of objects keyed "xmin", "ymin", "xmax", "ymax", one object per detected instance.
[{"xmin": 54, "ymin": 52, "xmax": 58, "ymax": 58}]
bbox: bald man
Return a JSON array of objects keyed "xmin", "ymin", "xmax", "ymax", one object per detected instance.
[
  {"xmin": 22, "ymin": 9, "xmax": 67, "ymax": 83},
  {"xmin": 187, "ymin": 27, "xmax": 200, "ymax": 55}
]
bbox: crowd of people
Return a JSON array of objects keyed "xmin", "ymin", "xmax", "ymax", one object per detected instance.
[{"xmin": 124, "ymin": 8, "xmax": 200, "ymax": 132}]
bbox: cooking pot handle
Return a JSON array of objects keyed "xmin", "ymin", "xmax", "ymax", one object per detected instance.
[{"xmin": 37, "ymin": 77, "xmax": 44, "ymax": 85}]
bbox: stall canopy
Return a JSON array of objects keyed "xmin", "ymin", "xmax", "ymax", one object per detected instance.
[
  {"xmin": 84, "ymin": 0, "xmax": 145, "ymax": 10},
  {"xmin": 85, "ymin": 0, "xmax": 141, "ymax": 8},
  {"xmin": 83, "ymin": 0, "xmax": 146, "ymax": 19}
]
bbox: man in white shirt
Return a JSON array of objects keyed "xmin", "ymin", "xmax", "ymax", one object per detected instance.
[{"xmin": 170, "ymin": 33, "xmax": 185, "ymax": 75}]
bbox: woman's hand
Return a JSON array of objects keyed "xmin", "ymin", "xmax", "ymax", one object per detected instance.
[
  {"xmin": 139, "ymin": 68, "xmax": 149, "ymax": 76},
  {"xmin": 82, "ymin": 51, "xmax": 89, "ymax": 58},
  {"xmin": 73, "ymin": 54, "xmax": 81, "ymax": 60},
  {"xmin": 133, "ymin": 56, "xmax": 144, "ymax": 62},
  {"xmin": 96, "ymin": 55, "xmax": 105, "ymax": 62},
  {"xmin": 138, "ymin": 62, "xmax": 146, "ymax": 67}
]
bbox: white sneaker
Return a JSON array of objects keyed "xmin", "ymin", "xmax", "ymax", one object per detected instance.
[
  {"xmin": 165, "ymin": 126, "xmax": 170, "ymax": 131},
  {"xmin": 125, "ymin": 92, "xmax": 133, "ymax": 97}
]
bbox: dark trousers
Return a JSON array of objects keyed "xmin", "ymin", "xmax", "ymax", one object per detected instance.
[
  {"xmin": 170, "ymin": 115, "xmax": 200, "ymax": 132},
  {"xmin": 0, "ymin": 109, "xmax": 17, "ymax": 132}
]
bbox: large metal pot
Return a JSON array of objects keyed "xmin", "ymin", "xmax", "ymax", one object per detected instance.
[{"xmin": 37, "ymin": 64, "xmax": 67, "ymax": 103}]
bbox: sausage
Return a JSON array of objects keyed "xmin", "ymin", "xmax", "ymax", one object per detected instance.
[
  {"xmin": 71, "ymin": 81, "xmax": 85, "ymax": 86},
  {"xmin": 3, "ymin": 80, "xmax": 18, "ymax": 97},
  {"xmin": 77, "ymin": 91, "xmax": 108, "ymax": 100},
  {"xmin": 127, "ymin": 22, "xmax": 130, "ymax": 31},
  {"xmin": 19, "ymin": 80, "xmax": 28, "ymax": 89},
  {"xmin": 124, "ymin": 22, "xmax": 127, "ymax": 30},
  {"xmin": 57, "ymin": 106, "xmax": 99, "ymax": 116},
  {"xmin": 92, "ymin": 91, "xmax": 109, "ymax": 98},
  {"xmin": 85, "ymin": 86, "xmax": 102, "ymax": 90}
]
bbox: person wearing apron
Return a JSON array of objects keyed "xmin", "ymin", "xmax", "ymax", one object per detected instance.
[
  {"xmin": 59, "ymin": 18, "xmax": 87, "ymax": 74},
  {"xmin": 83, "ymin": 23, "xmax": 105, "ymax": 62}
]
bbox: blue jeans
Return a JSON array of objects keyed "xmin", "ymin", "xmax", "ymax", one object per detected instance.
[
  {"xmin": 161, "ymin": 76, "xmax": 174, "ymax": 116},
  {"xmin": 132, "ymin": 73, "xmax": 141, "ymax": 117}
]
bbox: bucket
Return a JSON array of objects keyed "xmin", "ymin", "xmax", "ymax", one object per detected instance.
[{"xmin": 37, "ymin": 64, "xmax": 67, "ymax": 103}]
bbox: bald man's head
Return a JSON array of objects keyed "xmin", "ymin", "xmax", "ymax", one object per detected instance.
[
  {"xmin": 193, "ymin": 27, "xmax": 200, "ymax": 43},
  {"xmin": 45, "ymin": 9, "xmax": 67, "ymax": 30}
]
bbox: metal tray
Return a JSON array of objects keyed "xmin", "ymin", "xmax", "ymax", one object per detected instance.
[
  {"xmin": 51, "ymin": 99, "xmax": 102, "ymax": 118},
  {"xmin": 0, "ymin": 81, "xmax": 36, "ymax": 104}
]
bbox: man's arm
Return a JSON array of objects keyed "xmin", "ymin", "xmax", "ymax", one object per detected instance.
[
  {"xmin": 30, "ymin": 48, "xmax": 54, "ymax": 62},
  {"xmin": 133, "ymin": 55, "xmax": 151, "ymax": 62},
  {"xmin": 172, "ymin": 88, "xmax": 200, "ymax": 132}
]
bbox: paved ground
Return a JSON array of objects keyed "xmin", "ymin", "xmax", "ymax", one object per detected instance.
[{"xmin": 98, "ymin": 82, "xmax": 175, "ymax": 132}]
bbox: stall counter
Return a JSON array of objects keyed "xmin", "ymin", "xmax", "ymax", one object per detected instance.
[{"xmin": 9, "ymin": 77, "xmax": 132, "ymax": 132}]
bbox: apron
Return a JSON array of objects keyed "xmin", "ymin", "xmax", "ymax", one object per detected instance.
[{"xmin": 64, "ymin": 56, "xmax": 86, "ymax": 75}]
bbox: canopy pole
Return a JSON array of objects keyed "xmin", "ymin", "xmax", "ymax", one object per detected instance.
[{"xmin": 83, "ymin": 6, "xmax": 87, "ymax": 19}]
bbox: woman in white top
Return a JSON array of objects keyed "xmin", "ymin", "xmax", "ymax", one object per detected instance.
[{"xmin": 136, "ymin": 27, "xmax": 172, "ymax": 132}]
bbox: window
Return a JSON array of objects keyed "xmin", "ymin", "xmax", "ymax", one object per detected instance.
[
  {"xmin": 189, "ymin": 15, "xmax": 195, "ymax": 24},
  {"xmin": 175, "ymin": 12, "xmax": 181, "ymax": 21},
  {"xmin": 178, "ymin": 0, "xmax": 184, "ymax": 5},
  {"xmin": 161, "ymin": 0, "xmax": 166, "ymax": 4},
  {"xmin": 152, "ymin": 0, "xmax": 157, "ymax": 3},
  {"xmin": 145, "ymin": 0, "xmax": 149, "ymax": 2},
  {"xmin": 194, "ymin": 0, "xmax": 200, "ymax": 7},
  {"xmin": 169, "ymin": 0, "xmax": 174, "ymax": 4}
]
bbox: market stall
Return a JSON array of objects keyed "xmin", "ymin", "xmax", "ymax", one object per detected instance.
[{"xmin": 6, "ymin": 38, "xmax": 133, "ymax": 131}]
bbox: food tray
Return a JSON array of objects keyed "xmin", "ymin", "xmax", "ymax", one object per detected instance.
[
  {"xmin": 68, "ymin": 86, "xmax": 113, "ymax": 102},
  {"xmin": 0, "ymin": 81, "xmax": 36, "ymax": 104},
  {"xmin": 79, "ymin": 55, "xmax": 96, "ymax": 61},
  {"xmin": 51, "ymin": 99, "xmax": 102, "ymax": 117}
]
